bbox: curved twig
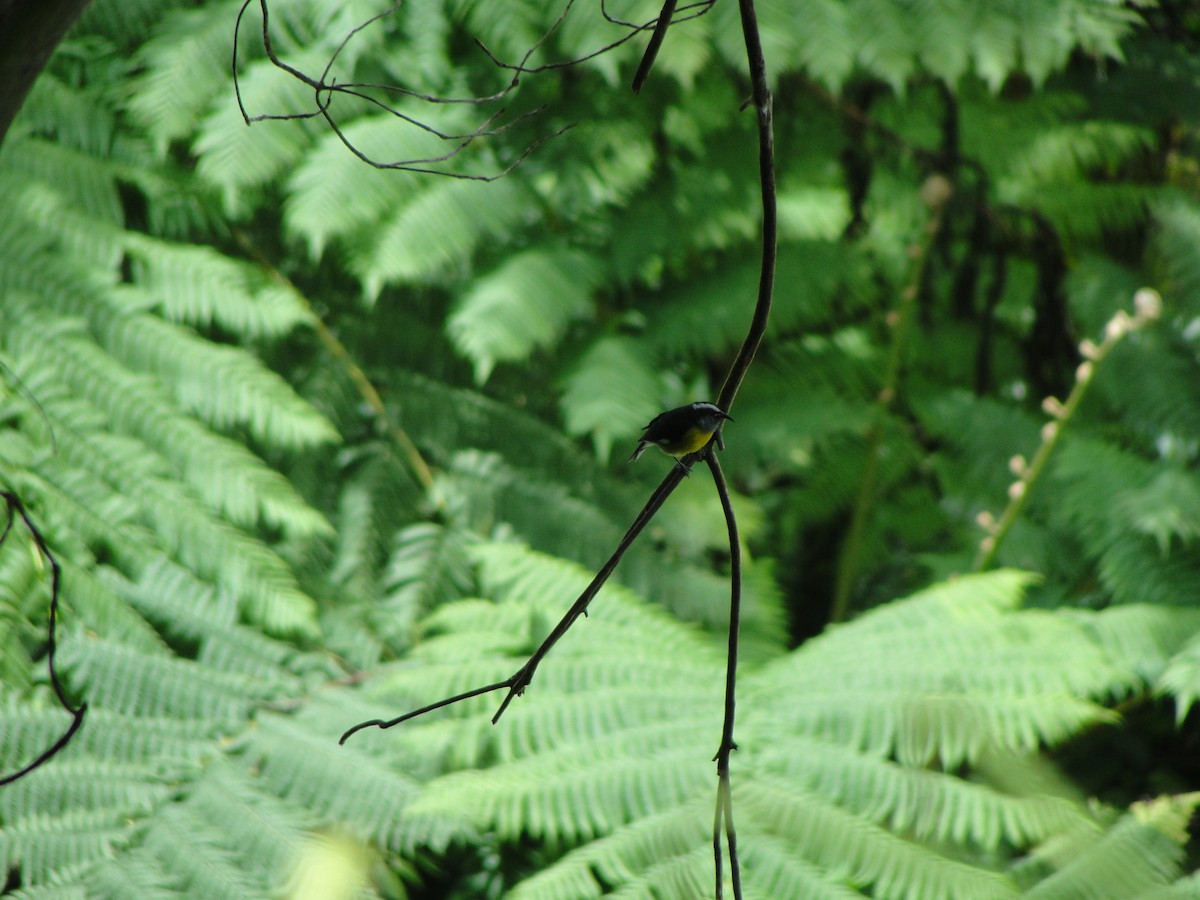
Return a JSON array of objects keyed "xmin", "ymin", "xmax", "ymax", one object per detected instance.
[
  {"xmin": 715, "ymin": 0, "xmax": 775, "ymax": 414},
  {"xmin": 474, "ymin": 0, "xmax": 715, "ymax": 76},
  {"xmin": 341, "ymin": 459, "xmax": 692, "ymax": 741},
  {"xmin": 0, "ymin": 492, "xmax": 87, "ymax": 786},
  {"xmin": 233, "ymin": 0, "xmax": 567, "ymax": 178},
  {"xmin": 707, "ymin": 453, "xmax": 743, "ymax": 899}
]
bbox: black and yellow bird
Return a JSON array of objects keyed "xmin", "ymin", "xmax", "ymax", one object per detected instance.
[{"xmin": 629, "ymin": 402, "xmax": 732, "ymax": 463}]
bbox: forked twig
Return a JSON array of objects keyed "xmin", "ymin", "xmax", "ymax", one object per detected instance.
[
  {"xmin": 341, "ymin": 460, "xmax": 690, "ymax": 743},
  {"xmin": 233, "ymin": 0, "xmax": 718, "ymax": 177},
  {"xmin": 0, "ymin": 492, "xmax": 87, "ymax": 786}
]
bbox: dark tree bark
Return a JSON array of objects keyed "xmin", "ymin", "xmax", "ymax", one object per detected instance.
[{"xmin": 0, "ymin": 0, "xmax": 93, "ymax": 147}]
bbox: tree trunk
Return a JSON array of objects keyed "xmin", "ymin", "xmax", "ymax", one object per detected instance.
[{"xmin": 0, "ymin": 0, "xmax": 94, "ymax": 147}]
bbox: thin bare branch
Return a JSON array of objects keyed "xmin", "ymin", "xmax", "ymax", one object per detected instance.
[
  {"xmin": 477, "ymin": 0, "xmax": 714, "ymax": 76},
  {"xmin": 632, "ymin": 0, "xmax": 678, "ymax": 93},
  {"xmin": 340, "ymin": 678, "xmax": 512, "ymax": 744},
  {"xmin": 716, "ymin": 0, "xmax": 775, "ymax": 414},
  {"xmin": 0, "ymin": 491, "xmax": 87, "ymax": 786},
  {"xmin": 233, "ymin": 0, "xmax": 569, "ymax": 178},
  {"xmin": 341, "ymin": 457, "xmax": 702, "ymax": 741},
  {"xmin": 708, "ymin": 453, "xmax": 743, "ymax": 900},
  {"xmin": 0, "ymin": 358, "xmax": 57, "ymax": 454}
]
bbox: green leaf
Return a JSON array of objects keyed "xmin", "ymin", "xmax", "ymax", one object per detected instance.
[
  {"xmin": 449, "ymin": 248, "xmax": 603, "ymax": 383},
  {"xmin": 559, "ymin": 336, "xmax": 661, "ymax": 462}
]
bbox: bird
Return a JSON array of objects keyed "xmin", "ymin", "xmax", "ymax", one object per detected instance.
[{"xmin": 629, "ymin": 402, "xmax": 732, "ymax": 463}]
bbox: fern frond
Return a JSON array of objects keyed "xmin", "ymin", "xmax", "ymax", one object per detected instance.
[
  {"xmin": 13, "ymin": 72, "xmax": 117, "ymax": 166},
  {"xmin": 81, "ymin": 854, "xmax": 181, "ymax": 900},
  {"xmin": 1022, "ymin": 795, "xmax": 1196, "ymax": 899},
  {"xmin": 559, "ymin": 336, "xmax": 662, "ymax": 463},
  {"xmin": 914, "ymin": 389, "xmax": 1043, "ymax": 508},
  {"xmin": 470, "ymin": 541, "xmax": 724, "ymax": 664},
  {"xmin": 94, "ymin": 294, "xmax": 337, "ymax": 451},
  {"xmin": 110, "ymin": 560, "xmax": 329, "ymax": 686},
  {"xmin": 193, "ymin": 53, "xmax": 325, "ymax": 216},
  {"xmin": 738, "ymin": 833, "xmax": 872, "ymax": 899},
  {"xmin": 1154, "ymin": 200, "xmax": 1200, "ymax": 318},
  {"xmin": 615, "ymin": 845, "xmax": 720, "ymax": 898},
  {"xmin": 1021, "ymin": 183, "xmax": 1156, "ymax": 243},
  {"xmin": 391, "ymin": 0, "xmax": 453, "ymax": 89},
  {"xmin": 448, "ymin": 247, "xmax": 603, "ymax": 383},
  {"xmin": 57, "ymin": 635, "xmax": 277, "ymax": 722},
  {"xmin": 283, "ymin": 116, "xmax": 449, "ymax": 261},
  {"xmin": 620, "ymin": 550, "xmax": 790, "ymax": 661},
  {"xmin": 1052, "ymin": 440, "xmax": 1200, "ymax": 606},
  {"xmin": 242, "ymin": 712, "xmax": 422, "ymax": 847},
  {"xmin": 0, "ymin": 706, "xmax": 213, "ymax": 770},
  {"xmin": 0, "ymin": 810, "xmax": 134, "ymax": 886},
  {"xmin": 542, "ymin": 118, "xmax": 656, "ymax": 213},
  {"xmin": 139, "ymin": 802, "xmax": 264, "ymax": 898},
  {"xmin": 782, "ymin": 0, "xmax": 856, "ymax": 89},
  {"xmin": 122, "ymin": 234, "xmax": 313, "ymax": 341},
  {"xmin": 0, "ymin": 759, "xmax": 175, "ymax": 821},
  {"xmin": 1003, "ymin": 121, "xmax": 1154, "ymax": 187},
  {"xmin": 58, "ymin": 561, "xmax": 164, "ymax": 653},
  {"xmin": 1080, "ymin": 604, "xmax": 1200, "ymax": 687},
  {"xmin": 742, "ymin": 777, "xmax": 1020, "ymax": 900},
  {"xmin": 388, "ymin": 370, "xmax": 612, "ymax": 499},
  {"xmin": 377, "ymin": 521, "xmax": 476, "ymax": 645},
  {"xmin": 410, "ymin": 733, "xmax": 712, "ymax": 844},
  {"xmin": 126, "ymin": 3, "xmax": 237, "ymax": 154},
  {"xmin": 751, "ymin": 571, "xmax": 1129, "ymax": 764},
  {"xmin": 179, "ymin": 762, "xmax": 315, "ymax": 882},
  {"xmin": 755, "ymin": 735, "xmax": 1086, "ymax": 852},
  {"xmin": 1096, "ymin": 333, "xmax": 1200, "ymax": 444},
  {"xmin": 7, "ymin": 305, "xmax": 330, "ymax": 539},
  {"xmin": 0, "ymin": 138, "xmax": 123, "ymax": 228},
  {"xmin": 644, "ymin": 241, "xmax": 869, "ymax": 359},
  {"xmin": 76, "ymin": 0, "xmax": 184, "ymax": 48},
  {"xmin": 1157, "ymin": 633, "xmax": 1200, "ymax": 723},
  {"xmin": 12, "ymin": 439, "xmax": 317, "ymax": 639},
  {"xmin": 28, "ymin": 423, "xmax": 319, "ymax": 635},
  {"xmin": 434, "ymin": 452, "xmax": 623, "ymax": 571},
  {"xmin": 352, "ymin": 176, "xmax": 531, "ymax": 298}
]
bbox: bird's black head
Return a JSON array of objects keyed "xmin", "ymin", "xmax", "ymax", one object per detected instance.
[{"xmin": 688, "ymin": 402, "xmax": 732, "ymax": 433}]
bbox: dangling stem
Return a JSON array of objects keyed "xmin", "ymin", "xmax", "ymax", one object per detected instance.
[{"xmin": 707, "ymin": 452, "xmax": 742, "ymax": 900}]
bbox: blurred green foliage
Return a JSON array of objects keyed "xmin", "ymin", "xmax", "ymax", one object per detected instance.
[{"xmin": 3, "ymin": 0, "xmax": 1200, "ymax": 896}]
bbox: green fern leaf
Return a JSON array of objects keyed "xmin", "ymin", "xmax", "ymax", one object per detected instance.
[
  {"xmin": 126, "ymin": 4, "xmax": 236, "ymax": 154},
  {"xmin": 1022, "ymin": 795, "xmax": 1197, "ymax": 899},
  {"xmin": 193, "ymin": 53, "xmax": 324, "ymax": 216},
  {"xmin": 352, "ymin": 176, "xmax": 530, "ymax": 298},
  {"xmin": 284, "ymin": 117, "xmax": 433, "ymax": 261},
  {"xmin": 123, "ymin": 234, "xmax": 313, "ymax": 341},
  {"xmin": 0, "ymin": 810, "xmax": 134, "ymax": 886},
  {"xmin": 243, "ymin": 711, "xmax": 422, "ymax": 846},
  {"xmin": 448, "ymin": 247, "xmax": 604, "ymax": 383},
  {"xmin": 559, "ymin": 336, "xmax": 662, "ymax": 463}
]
